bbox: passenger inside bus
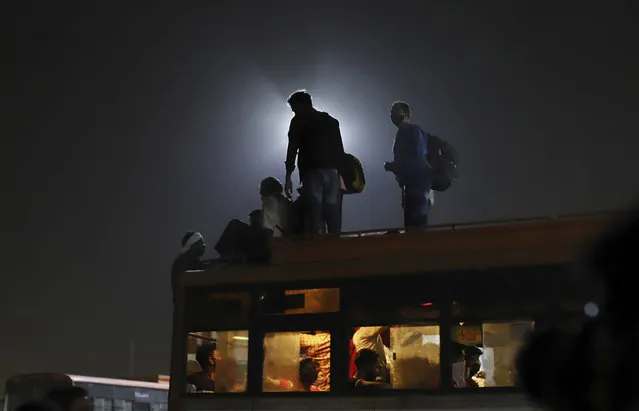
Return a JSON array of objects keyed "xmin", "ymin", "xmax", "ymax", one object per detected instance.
[
  {"xmin": 262, "ymin": 331, "xmax": 330, "ymax": 392},
  {"xmin": 298, "ymin": 358, "xmax": 320, "ymax": 392},
  {"xmin": 350, "ymin": 349, "xmax": 390, "ymax": 390},
  {"xmin": 350, "ymin": 325, "xmax": 441, "ymax": 389},
  {"xmin": 351, "ymin": 326, "xmax": 392, "ymax": 383},
  {"xmin": 214, "ymin": 356, "xmax": 245, "ymax": 393},
  {"xmin": 452, "ymin": 344, "xmax": 467, "ymax": 388},
  {"xmin": 186, "ymin": 343, "xmax": 218, "ymax": 392}
]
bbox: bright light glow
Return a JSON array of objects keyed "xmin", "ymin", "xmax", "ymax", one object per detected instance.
[
  {"xmin": 233, "ymin": 336, "xmax": 249, "ymax": 341},
  {"xmin": 246, "ymin": 64, "xmax": 378, "ymax": 172},
  {"xmin": 584, "ymin": 302, "xmax": 599, "ymax": 318}
]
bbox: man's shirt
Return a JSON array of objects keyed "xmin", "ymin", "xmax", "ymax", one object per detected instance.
[
  {"xmin": 286, "ymin": 109, "xmax": 345, "ymax": 180},
  {"xmin": 392, "ymin": 123, "xmax": 431, "ymax": 187}
]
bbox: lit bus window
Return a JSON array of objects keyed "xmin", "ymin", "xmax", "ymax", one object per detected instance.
[
  {"xmin": 263, "ymin": 331, "xmax": 330, "ymax": 392},
  {"xmin": 350, "ymin": 324, "xmax": 440, "ymax": 390},
  {"xmin": 185, "ymin": 331, "xmax": 248, "ymax": 393},
  {"xmin": 451, "ymin": 321, "xmax": 534, "ymax": 388},
  {"xmin": 260, "ymin": 288, "xmax": 339, "ymax": 315}
]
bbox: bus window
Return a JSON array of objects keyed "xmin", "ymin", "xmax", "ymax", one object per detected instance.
[
  {"xmin": 263, "ymin": 331, "xmax": 330, "ymax": 392},
  {"xmin": 350, "ymin": 324, "xmax": 441, "ymax": 390},
  {"xmin": 451, "ymin": 321, "xmax": 534, "ymax": 388},
  {"xmin": 260, "ymin": 288, "xmax": 339, "ymax": 315},
  {"xmin": 92, "ymin": 398, "xmax": 112, "ymax": 411},
  {"xmin": 113, "ymin": 399, "xmax": 132, "ymax": 411},
  {"xmin": 133, "ymin": 403, "xmax": 149, "ymax": 411},
  {"xmin": 185, "ymin": 330, "xmax": 248, "ymax": 393}
]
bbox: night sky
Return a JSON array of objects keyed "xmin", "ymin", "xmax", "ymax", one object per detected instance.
[{"xmin": 3, "ymin": 1, "xmax": 638, "ymax": 384}]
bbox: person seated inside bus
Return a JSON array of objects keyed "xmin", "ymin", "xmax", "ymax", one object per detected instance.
[
  {"xmin": 45, "ymin": 387, "xmax": 91, "ymax": 411},
  {"xmin": 262, "ymin": 357, "xmax": 320, "ymax": 392},
  {"xmin": 214, "ymin": 356, "xmax": 246, "ymax": 393},
  {"xmin": 298, "ymin": 358, "xmax": 320, "ymax": 392},
  {"xmin": 187, "ymin": 343, "xmax": 218, "ymax": 392},
  {"xmin": 171, "ymin": 231, "xmax": 205, "ymax": 301},
  {"xmin": 262, "ymin": 341, "xmax": 296, "ymax": 391},
  {"xmin": 262, "ymin": 331, "xmax": 330, "ymax": 392},
  {"xmin": 300, "ymin": 331, "xmax": 331, "ymax": 391},
  {"xmin": 452, "ymin": 343, "xmax": 468, "ymax": 388},
  {"xmin": 351, "ymin": 326, "xmax": 392, "ymax": 383},
  {"xmin": 463, "ymin": 345, "xmax": 483, "ymax": 388},
  {"xmin": 350, "ymin": 349, "xmax": 390, "ymax": 390}
]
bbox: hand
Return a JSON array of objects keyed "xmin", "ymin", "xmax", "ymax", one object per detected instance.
[
  {"xmin": 383, "ymin": 161, "xmax": 394, "ymax": 172},
  {"xmin": 284, "ymin": 176, "xmax": 293, "ymax": 198}
]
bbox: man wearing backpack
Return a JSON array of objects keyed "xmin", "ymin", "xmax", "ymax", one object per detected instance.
[
  {"xmin": 284, "ymin": 90, "xmax": 345, "ymax": 235},
  {"xmin": 384, "ymin": 101, "xmax": 432, "ymax": 229}
]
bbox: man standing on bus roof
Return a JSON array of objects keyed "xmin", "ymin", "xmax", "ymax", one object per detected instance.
[
  {"xmin": 284, "ymin": 90, "xmax": 345, "ymax": 235},
  {"xmin": 384, "ymin": 101, "xmax": 432, "ymax": 230}
]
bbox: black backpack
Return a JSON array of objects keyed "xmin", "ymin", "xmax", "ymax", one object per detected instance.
[
  {"xmin": 426, "ymin": 134, "xmax": 458, "ymax": 192},
  {"xmin": 341, "ymin": 153, "xmax": 366, "ymax": 194}
]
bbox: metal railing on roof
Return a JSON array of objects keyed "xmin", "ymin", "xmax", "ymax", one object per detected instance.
[{"xmin": 289, "ymin": 209, "xmax": 619, "ymax": 240}]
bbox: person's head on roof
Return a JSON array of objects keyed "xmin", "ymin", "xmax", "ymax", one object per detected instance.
[
  {"xmin": 179, "ymin": 231, "xmax": 205, "ymax": 258},
  {"xmin": 287, "ymin": 90, "xmax": 313, "ymax": 115},
  {"xmin": 260, "ymin": 177, "xmax": 283, "ymax": 198}
]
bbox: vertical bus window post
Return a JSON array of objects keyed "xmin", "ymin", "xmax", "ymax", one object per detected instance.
[{"xmin": 247, "ymin": 289, "xmax": 264, "ymax": 396}]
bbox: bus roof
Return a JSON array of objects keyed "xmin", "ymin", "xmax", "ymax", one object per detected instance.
[
  {"xmin": 5, "ymin": 374, "xmax": 169, "ymax": 390},
  {"xmin": 68, "ymin": 375, "xmax": 168, "ymax": 390},
  {"xmin": 179, "ymin": 211, "xmax": 613, "ymax": 288}
]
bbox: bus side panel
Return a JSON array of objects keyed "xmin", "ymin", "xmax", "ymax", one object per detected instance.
[{"xmin": 181, "ymin": 394, "xmax": 541, "ymax": 411}]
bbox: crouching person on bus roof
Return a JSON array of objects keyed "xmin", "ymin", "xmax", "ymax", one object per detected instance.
[
  {"xmin": 171, "ymin": 231, "xmax": 205, "ymax": 302},
  {"xmin": 384, "ymin": 101, "xmax": 432, "ymax": 230},
  {"xmin": 260, "ymin": 177, "xmax": 292, "ymax": 237}
]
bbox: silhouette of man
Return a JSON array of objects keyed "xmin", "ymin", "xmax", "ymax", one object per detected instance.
[
  {"xmin": 384, "ymin": 101, "xmax": 432, "ymax": 229},
  {"xmin": 284, "ymin": 90, "xmax": 345, "ymax": 235}
]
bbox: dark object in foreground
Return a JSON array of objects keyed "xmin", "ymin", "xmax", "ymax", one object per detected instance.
[{"xmin": 516, "ymin": 205, "xmax": 639, "ymax": 411}]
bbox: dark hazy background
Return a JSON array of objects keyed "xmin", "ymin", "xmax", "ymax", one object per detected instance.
[{"xmin": 3, "ymin": 1, "xmax": 638, "ymax": 385}]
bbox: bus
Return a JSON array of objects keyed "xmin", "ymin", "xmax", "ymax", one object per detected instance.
[
  {"xmin": 3, "ymin": 374, "xmax": 168, "ymax": 411},
  {"xmin": 169, "ymin": 212, "xmax": 611, "ymax": 411}
]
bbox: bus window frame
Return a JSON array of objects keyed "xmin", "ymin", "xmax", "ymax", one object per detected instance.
[{"xmin": 178, "ymin": 263, "xmax": 586, "ymax": 398}]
